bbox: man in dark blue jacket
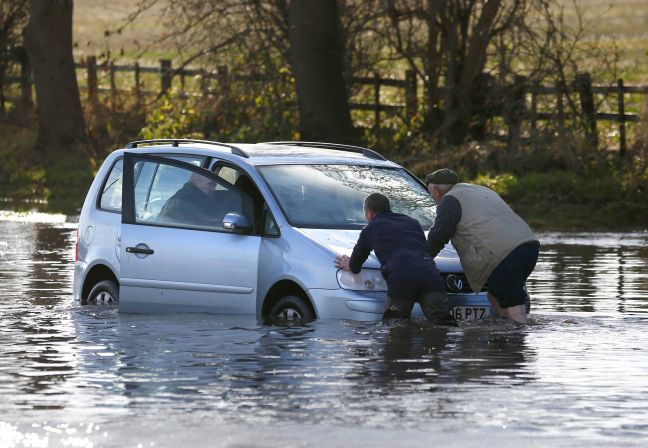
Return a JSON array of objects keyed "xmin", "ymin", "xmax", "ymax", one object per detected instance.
[{"xmin": 335, "ymin": 193, "xmax": 455, "ymax": 324}]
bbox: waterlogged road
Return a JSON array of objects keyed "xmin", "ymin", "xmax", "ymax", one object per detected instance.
[{"xmin": 0, "ymin": 213, "xmax": 647, "ymax": 447}]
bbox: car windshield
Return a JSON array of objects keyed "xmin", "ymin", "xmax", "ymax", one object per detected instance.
[{"xmin": 259, "ymin": 164, "xmax": 436, "ymax": 229}]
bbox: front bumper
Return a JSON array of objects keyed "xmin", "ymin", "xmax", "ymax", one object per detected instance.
[{"xmin": 308, "ymin": 288, "xmax": 492, "ymax": 321}]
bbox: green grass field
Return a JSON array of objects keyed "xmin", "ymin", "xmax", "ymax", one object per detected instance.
[
  {"xmin": 559, "ymin": 0, "xmax": 648, "ymax": 82},
  {"xmin": 73, "ymin": 0, "xmax": 648, "ymax": 82},
  {"xmin": 74, "ymin": 0, "xmax": 173, "ymax": 63}
]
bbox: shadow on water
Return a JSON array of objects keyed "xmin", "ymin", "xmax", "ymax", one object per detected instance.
[
  {"xmin": 60, "ymin": 311, "xmax": 537, "ymax": 427},
  {"xmin": 1, "ymin": 216, "xmax": 647, "ymax": 446}
]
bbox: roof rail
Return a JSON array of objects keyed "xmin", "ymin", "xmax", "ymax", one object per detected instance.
[
  {"xmin": 262, "ymin": 141, "xmax": 386, "ymax": 161},
  {"xmin": 125, "ymin": 139, "xmax": 249, "ymax": 158}
]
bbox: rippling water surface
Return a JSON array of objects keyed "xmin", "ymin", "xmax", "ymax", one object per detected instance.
[{"xmin": 0, "ymin": 214, "xmax": 647, "ymax": 447}]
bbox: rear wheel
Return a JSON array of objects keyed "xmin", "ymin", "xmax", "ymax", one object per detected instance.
[
  {"xmin": 269, "ymin": 295, "xmax": 314, "ymax": 323},
  {"xmin": 87, "ymin": 280, "xmax": 119, "ymax": 305}
]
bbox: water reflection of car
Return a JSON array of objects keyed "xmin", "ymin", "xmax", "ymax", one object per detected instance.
[{"xmin": 73, "ymin": 139, "xmax": 492, "ymax": 322}]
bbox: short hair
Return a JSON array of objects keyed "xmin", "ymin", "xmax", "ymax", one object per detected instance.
[
  {"xmin": 364, "ymin": 193, "xmax": 391, "ymax": 214},
  {"xmin": 432, "ymin": 184, "xmax": 454, "ymax": 193}
]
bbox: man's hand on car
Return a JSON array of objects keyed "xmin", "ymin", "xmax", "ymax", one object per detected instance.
[{"xmin": 335, "ymin": 255, "xmax": 351, "ymax": 271}]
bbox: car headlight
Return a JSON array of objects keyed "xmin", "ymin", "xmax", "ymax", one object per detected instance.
[{"xmin": 336, "ymin": 269, "xmax": 388, "ymax": 292}]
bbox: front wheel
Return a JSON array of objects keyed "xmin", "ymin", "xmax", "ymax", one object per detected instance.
[
  {"xmin": 269, "ymin": 295, "xmax": 314, "ymax": 323},
  {"xmin": 87, "ymin": 280, "xmax": 119, "ymax": 305}
]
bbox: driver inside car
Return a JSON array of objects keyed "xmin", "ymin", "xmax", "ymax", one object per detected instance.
[{"xmin": 159, "ymin": 173, "xmax": 223, "ymax": 228}]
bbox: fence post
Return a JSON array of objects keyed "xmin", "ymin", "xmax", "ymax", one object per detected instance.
[
  {"xmin": 180, "ymin": 67, "xmax": 186, "ymax": 97},
  {"xmin": 617, "ymin": 78, "xmax": 627, "ymax": 158},
  {"xmin": 405, "ymin": 69, "xmax": 417, "ymax": 121},
  {"xmin": 530, "ymin": 82, "xmax": 538, "ymax": 138},
  {"xmin": 218, "ymin": 65, "xmax": 229, "ymax": 94},
  {"xmin": 0, "ymin": 63, "xmax": 5, "ymax": 115},
  {"xmin": 134, "ymin": 61, "xmax": 141, "ymax": 103},
  {"xmin": 109, "ymin": 60, "xmax": 117, "ymax": 111},
  {"xmin": 200, "ymin": 68, "xmax": 209, "ymax": 96},
  {"xmin": 531, "ymin": 81, "xmax": 540, "ymax": 138},
  {"xmin": 374, "ymin": 72, "xmax": 381, "ymax": 137},
  {"xmin": 86, "ymin": 55, "xmax": 97, "ymax": 103},
  {"xmin": 19, "ymin": 55, "xmax": 32, "ymax": 107},
  {"xmin": 576, "ymin": 72, "xmax": 598, "ymax": 150},
  {"xmin": 160, "ymin": 59, "xmax": 172, "ymax": 95},
  {"xmin": 507, "ymin": 75, "xmax": 527, "ymax": 150},
  {"xmin": 556, "ymin": 80, "xmax": 565, "ymax": 139}
]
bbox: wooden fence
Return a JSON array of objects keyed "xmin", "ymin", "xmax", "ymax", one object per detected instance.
[
  {"xmin": 505, "ymin": 73, "xmax": 648, "ymax": 156},
  {"xmin": 80, "ymin": 57, "xmax": 419, "ymax": 130},
  {"xmin": 2, "ymin": 55, "xmax": 646, "ymax": 153}
]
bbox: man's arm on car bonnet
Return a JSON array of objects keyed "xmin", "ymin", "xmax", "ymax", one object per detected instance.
[
  {"xmin": 427, "ymin": 195, "xmax": 461, "ymax": 258},
  {"xmin": 348, "ymin": 227, "xmax": 373, "ymax": 274}
]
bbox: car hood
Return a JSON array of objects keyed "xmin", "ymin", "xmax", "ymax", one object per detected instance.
[{"xmin": 297, "ymin": 228, "xmax": 464, "ymax": 273}]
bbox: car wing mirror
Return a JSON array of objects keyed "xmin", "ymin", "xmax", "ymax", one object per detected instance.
[{"xmin": 223, "ymin": 212, "xmax": 253, "ymax": 233}]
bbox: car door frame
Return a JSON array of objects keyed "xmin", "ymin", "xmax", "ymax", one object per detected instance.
[
  {"xmin": 122, "ymin": 152, "xmax": 255, "ymax": 228},
  {"xmin": 119, "ymin": 151, "xmax": 263, "ymax": 313}
]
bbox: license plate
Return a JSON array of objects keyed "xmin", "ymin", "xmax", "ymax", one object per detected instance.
[{"xmin": 450, "ymin": 306, "xmax": 490, "ymax": 321}]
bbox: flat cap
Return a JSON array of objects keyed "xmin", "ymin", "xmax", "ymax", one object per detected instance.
[{"xmin": 425, "ymin": 168, "xmax": 459, "ymax": 185}]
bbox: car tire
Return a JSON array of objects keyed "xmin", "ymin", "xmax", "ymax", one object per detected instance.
[
  {"xmin": 87, "ymin": 280, "xmax": 119, "ymax": 306},
  {"xmin": 269, "ymin": 295, "xmax": 314, "ymax": 323}
]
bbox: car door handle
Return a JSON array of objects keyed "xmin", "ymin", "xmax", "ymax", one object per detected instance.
[{"xmin": 126, "ymin": 246, "xmax": 155, "ymax": 255}]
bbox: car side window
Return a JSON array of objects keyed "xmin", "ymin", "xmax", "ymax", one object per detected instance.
[
  {"xmin": 98, "ymin": 155, "xmax": 203, "ymax": 212},
  {"xmin": 264, "ymin": 207, "xmax": 279, "ymax": 236},
  {"xmin": 99, "ymin": 159, "xmax": 123, "ymax": 211},
  {"xmin": 215, "ymin": 166, "xmax": 239, "ymax": 185},
  {"xmin": 213, "ymin": 163, "xmax": 272, "ymax": 234},
  {"xmin": 136, "ymin": 160, "xmax": 253, "ymax": 232},
  {"xmin": 167, "ymin": 155, "xmax": 204, "ymax": 167}
]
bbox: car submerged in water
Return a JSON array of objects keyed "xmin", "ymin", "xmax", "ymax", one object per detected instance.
[{"xmin": 73, "ymin": 139, "xmax": 493, "ymax": 322}]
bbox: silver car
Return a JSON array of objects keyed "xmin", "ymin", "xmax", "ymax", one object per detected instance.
[{"xmin": 73, "ymin": 139, "xmax": 492, "ymax": 322}]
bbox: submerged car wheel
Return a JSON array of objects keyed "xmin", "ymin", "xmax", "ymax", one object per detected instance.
[
  {"xmin": 87, "ymin": 280, "xmax": 119, "ymax": 305},
  {"xmin": 270, "ymin": 296, "xmax": 314, "ymax": 323}
]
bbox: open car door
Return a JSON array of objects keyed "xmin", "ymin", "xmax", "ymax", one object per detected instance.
[{"xmin": 119, "ymin": 152, "xmax": 260, "ymax": 313}]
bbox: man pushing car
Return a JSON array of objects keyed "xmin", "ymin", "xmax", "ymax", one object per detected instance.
[
  {"xmin": 335, "ymin": 192, "xmax": 456, "ymax": 325},
  {"xmin": 425, "ymin": 168, "xmax": 540, "ymax": 324}
]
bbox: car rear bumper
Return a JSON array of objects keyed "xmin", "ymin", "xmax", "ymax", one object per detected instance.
[{"xmin": 73, "ymin": 260, "xmax": 88, "ymax": 303}]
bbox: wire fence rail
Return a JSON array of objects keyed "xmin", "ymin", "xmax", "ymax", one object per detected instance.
[{"xmin": 1, "ymin": 55, "xmax": 647, "ymax": 154}]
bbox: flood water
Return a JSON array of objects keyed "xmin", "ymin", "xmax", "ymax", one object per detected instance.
[{"xmin": 0, "ymin": 213, "xmax": 647, "ymax": 447}]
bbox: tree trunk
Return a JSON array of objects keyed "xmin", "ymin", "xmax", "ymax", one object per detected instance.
[
  {"xmin": 24, "ymin": 0, "xmax": 92, "ymax": 213},
  {"xmin": 289, "ymin": 0, "xmax": 356, "ymax": 143},
  {"xmin": 24, "ymin": 0, "xmax": 86, "ymax": 148},
  {"xmin": 424, "ymin": 0, "xmax": 443, "ymax": 131},
  {"xmin": 442, "ymin": 0, "xmax": 502, "ymax": 145},
  {"xmin": 442, "ymin": 1, "xmax": 465, "ymax": 144}
]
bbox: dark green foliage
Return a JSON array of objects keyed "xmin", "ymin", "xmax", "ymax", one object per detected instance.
[
  {"xmin": 141, "ymin": 73, "xmax": 298, "ymax": 143},
  {"xmin": 0, "ymin": 123, "xmax": 93, "ymax": 214},
  {"xmin": 40, "ymin": 151, "xmax": 94, "ymax": 214},
  {"xmin": 0, "ymin": 124, "xmax": 44, "ymax": 206},
  {"xmin": 402, "ymin": 131, "xmax": 648, "ymax": 231}
]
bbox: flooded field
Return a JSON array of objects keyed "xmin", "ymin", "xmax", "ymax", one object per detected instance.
[{"xmin": 0, "ymin": 214, "xmax": 647, "ymax": 447}]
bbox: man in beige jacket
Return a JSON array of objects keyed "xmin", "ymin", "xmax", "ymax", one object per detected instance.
[{"xmin": 425, "ymin": 168, "xmax": 539, "ymax": 323}]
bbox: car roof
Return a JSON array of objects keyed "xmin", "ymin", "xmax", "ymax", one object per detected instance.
[{"xmin": 120, "ymin": 140, "xmax": 401, "ymax": 168}]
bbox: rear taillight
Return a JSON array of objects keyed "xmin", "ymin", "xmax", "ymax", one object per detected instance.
[{"xmin": 75, "ymin": 228, "xmax": 79, "ymax": 263}]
